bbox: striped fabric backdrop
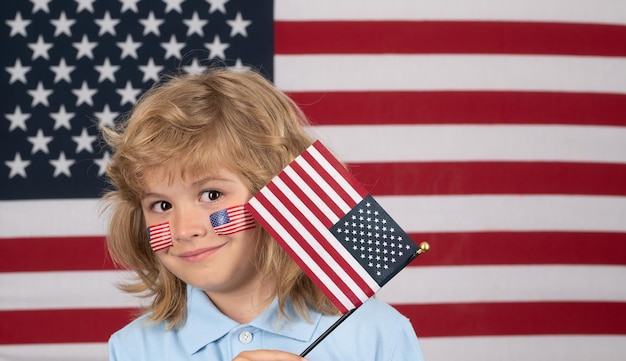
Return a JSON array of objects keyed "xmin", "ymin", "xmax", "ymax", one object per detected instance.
[{"xmin": 2, "ymin": 0, "xmax": 626, "ymax": 360}]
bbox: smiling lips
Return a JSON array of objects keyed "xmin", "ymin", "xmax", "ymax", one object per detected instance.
[{"xmin": 177, "ymin": 244, "xmax": 225, "ymax": 263}]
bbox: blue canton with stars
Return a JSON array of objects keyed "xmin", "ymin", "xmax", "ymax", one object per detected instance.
[
  {"xmin": 1, "ymin": 0, "xmax": 273, "ymax": 200},
  {"xmin": 332, "ymin": 194, "xmax": 419, "ymax": 286}
]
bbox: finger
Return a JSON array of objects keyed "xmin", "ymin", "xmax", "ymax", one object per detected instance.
[{"xmin": 233, "ymin": 349, "xmax": 309, "ymax": 361}]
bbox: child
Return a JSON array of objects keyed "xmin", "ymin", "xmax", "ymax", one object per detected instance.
[{"xmin": 101, "ymin": 67, "xmax": 425, "ymax": 361}]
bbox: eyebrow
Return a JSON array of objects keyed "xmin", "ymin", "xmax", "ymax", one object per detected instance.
[{"xmin": 191, "ymin": 175, "xmax": 237, "ymax": 187}]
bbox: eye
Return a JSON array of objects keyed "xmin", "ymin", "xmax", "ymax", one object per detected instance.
[
  {"xmin": 150, "ymin": 201, "xmax": 172, "ymax": 213},
  {"xmin": 200, "ymin": 190, "xmax": 222, "ymax": 202}
]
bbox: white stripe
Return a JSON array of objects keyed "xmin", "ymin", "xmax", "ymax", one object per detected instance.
[
  {"xmin": 3, "ymin": 195, "xmax": 625, "ymax": 237},
  {"xmin": 248, "ymin": 194, "xmax": 356, "ymax": 311},
  {"xmin": 419, "ymin": 335, "xmax": 626, "ymax": 361},
  {"xmin": 307, "ymin": 124, "xmax": 626, "ymax": 164},
  {"xmin": 275, "ymin": 0, "xmax": 626, "ymax": 25},
  {"xmin": 308, "ymin": 144, "xmax": 364, "ymax": 203},
  {"xmin": 272, "ymin": 177, "xmax": 379, "ymax": 293},
  {"xmin": 294, "ymin": 156, "xmax": 351, "ymax": 214},
  {"xmin": 0, "ymin": 199, "xmax": 108, "ymax": 238},
  {"xmin": 3, "ymin": 265, "xmax": 623, "ymax": 310},
  {"xmin": 376, "ymin": 265, "xmax": 626, "ymax": 303},
  {"xmin": 275, "ymin": 55, "xmax": 626, "ymax": 94},
  {"xmin": 379, "ymin": 195, "xmax": 626, "ymax": 233},
  {"xmin": 0, "ymin": 343, "xmax": 108, "ymax": 361},
  {"xmin": 0, "ymin": 270, "xmax": 144, "ymax": 310}
]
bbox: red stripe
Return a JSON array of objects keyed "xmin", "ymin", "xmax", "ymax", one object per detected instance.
[
  {"xmin": 0, "ymin": 308, "xmax": 137, "ymax": 344},
  {"xmin": 406, "ymin": 231, "xmax": 626, "ymax": 266},
  {"xmin": 276, "ymin": 21, "xmax": 626, "ymax": 56},
  {"xmin": 394, "ymin": 302, "xmax": 626, "ymax": 337},
  {"xmin": 254, "ymin": 187, "xmax": 361, "ymax": 311},
  {"xmin": 0, "ymin": 236, "xmax": 116, "ymax": 272},
  {"xmin": 289, "ymin": 91, "xmax": 626, "ymax": 126},
  {"xmin": 5, "ymin": 302, "xmax": 625, "ymax": 343},
  {"xmin": 349, "ymin": 162, "xmax": 626, "ymax": 196},
  {"xmin": 4, "ymin": 231, "xmax": 623, "ymax": 273}
]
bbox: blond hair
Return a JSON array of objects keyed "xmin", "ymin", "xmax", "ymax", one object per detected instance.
[{"xmin": 101, "ymin": 68, "xmax": 339, "ymax": 329}]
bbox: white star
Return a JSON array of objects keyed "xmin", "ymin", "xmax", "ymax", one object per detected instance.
[
  {"xmin": 117, "ymin": 81, "xmax": 141, "ymax": 106},
  {"xmin": 205, "ymin": 35, "xmax": 229, "ymax": 59},
  {"xmin": 183, "ymin": 58, "xmax": 205, "ymax": 75},
  {"xmin": 50, "ymin": 152, "xmax": 75, "ymax": 177},
  {"xmin": 6, "ymin": 12, "xmax": 31, "ymax": 37},
  {"xmin": 94, "ymin": 104, "xmax": 118, "ymax": 128},
  {"xmin": 27, "ymin": 129, "xmax": 53, "ymax": 154},
  {"xmin": 31, "ymin": 0, "xmax": 52, "ymax": 13},
  {"xmin": 6, "ymin": 58, "xmax": 31, "ymax": 84},
  {"xmin": 207, "ymin": 0, "xmax": 229, "ymax": 14},
  {"xmin": 51, "ymin": 12, "xmax": 75, "ymax": 37},
  {"xmin": 95, "ymin": 11, "xmax": 119, "ymax": 36},
  {"xmin": 163, "ymin": 0, "xmax": 185, "ymax": 13},
  {"xmin": 139, "ymin": 58, "xmax": 163, "ymax": 82},
  {"xmin": 51, "ymin": 105, "xmax": 74, "ymax": 130},
  {"xmin": 6, "ymin": 106, "xmax": 30, "ymax": 131},
  {"xmin": 73, "ymin": 34, "xmax": 97, "ymax": 59},
  {"xmin": 227, "ymin": 12, "xmax": 251, "ymax": 37},
  {"xmin": 93, "ymin": 151, "xmax": 111, "ymax": 176},
  {"xmin": 140, "ymin": 12, "xmax": 164, "ymax": 36},
  {"xmin": 50, "ymin": 58, "xmax": 75, "ymax": 83},
  {"xmin": 160, "ymin": 35, "xmax": 185, "ymax": 59},
  {"xmin": 5, "ymin": 153, "xmax": 31, "ymax": 179},
  {"xmin": 28, "ymin": 82, "xmax": 53, "ymax": 107},
  {"xmin": 119, "ymin": 0, "xmax": 140, "ymax": 13},
  {"xmin": 116, "ymin": 34, "xmax": 141, "ymax": 59},
  {"xmin": 72, "ymin": 81, "xmax": 97, "ymax": 106},
  {"xmin": 95, "ymin": 58, "xmax": 120, "ymax": 83},
  {"xmin": 183, "ymin": 11, "xmax": 207, "ymax": 36},
  {"xmin": 72, "ymin": 128, "xmax": 97, "ymax": 153},
  {"xmin": 28, "ymin": 35, "xmax": 53, "ymax": 60},
  {"xmin": 74, "ymin": 0, "xmax": 96, "ymax": 12}
]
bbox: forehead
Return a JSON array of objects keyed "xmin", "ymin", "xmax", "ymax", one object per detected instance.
[{"xmin": 140, "ymin": 162, "xmax": 241, "ymax": 190}]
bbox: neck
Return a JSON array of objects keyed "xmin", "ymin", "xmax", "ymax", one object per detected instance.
[{"xmin": 205, "ymin": 276, "xmax": 276, "ymax": 324}]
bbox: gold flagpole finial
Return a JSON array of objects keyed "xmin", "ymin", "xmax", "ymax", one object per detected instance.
[{"xmin": 417, "ymin": 241, "xmax": 430, "ymax": 255}]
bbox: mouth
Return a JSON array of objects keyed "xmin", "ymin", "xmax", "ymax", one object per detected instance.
[{"xmin": 176, "ymin": 245, "xmax": 224, "ymax": 263}]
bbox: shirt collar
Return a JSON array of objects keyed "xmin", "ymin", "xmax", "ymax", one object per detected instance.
[{"xmin": 179, "ymin": 285, "xmax": 322, "ymax": 355}]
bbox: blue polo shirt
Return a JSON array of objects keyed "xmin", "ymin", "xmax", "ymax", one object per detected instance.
[{"xmin": 109, "ymin": 286, "xmax": 425, "ymax": 360}]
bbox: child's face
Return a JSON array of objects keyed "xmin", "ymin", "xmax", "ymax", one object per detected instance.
[{"xmin": 141, "ymin": 166, "xmax": 263, "ymax": 297}]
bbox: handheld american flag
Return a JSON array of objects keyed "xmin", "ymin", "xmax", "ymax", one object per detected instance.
[{"xmin": 246, "ymin": 140, "xmax": 421, "ymax": 314}]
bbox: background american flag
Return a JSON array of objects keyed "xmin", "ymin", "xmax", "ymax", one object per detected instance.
[{"xmin": 1, "ymin": 0, "xmax": 626, "ymax": 360}]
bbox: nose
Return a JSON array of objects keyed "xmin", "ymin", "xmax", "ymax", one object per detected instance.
[{"xmin": 170, "ymin": 205, "xmax": 208, "ymax": 243}]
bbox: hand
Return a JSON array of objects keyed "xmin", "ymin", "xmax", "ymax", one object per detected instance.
[{"xmin": 233, "ymin": 350, "xmax": 308, "ymax": 361}]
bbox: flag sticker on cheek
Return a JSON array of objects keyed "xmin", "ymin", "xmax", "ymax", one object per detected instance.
[
  {"xmin": 147, "ymin": 222, "xmax": 173, "ymax": 252},
  {"xmin": 210, "ymin": 205, "xmax": 256, "ymax": 235}
]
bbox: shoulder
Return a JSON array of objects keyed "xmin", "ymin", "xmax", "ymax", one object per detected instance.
[
  {"xmin": 108, "ymin": 314, "xmax": 171, "ymax": 360},
  {"xmin": 347, "ymin": 297, "xmax": 411, "ymax": 329}
]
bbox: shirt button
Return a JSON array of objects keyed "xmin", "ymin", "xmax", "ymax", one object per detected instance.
[{"xmin": 238, "ymin": 330, "xmax": 253, "ymax": 344}]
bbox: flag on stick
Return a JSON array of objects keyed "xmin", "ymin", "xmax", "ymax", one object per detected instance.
[{"xmin": 246, "ymin": 140, "xmax": 419, "ymax": 313}]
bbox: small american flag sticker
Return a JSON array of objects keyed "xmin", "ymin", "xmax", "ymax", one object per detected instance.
[
  {"xmin": 210, "ymin": 205, "xmax": 256, "ymax": 236},
  {"xmin": 147, "ymin": 222, "xmax": 173, "ymax": 252}
]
